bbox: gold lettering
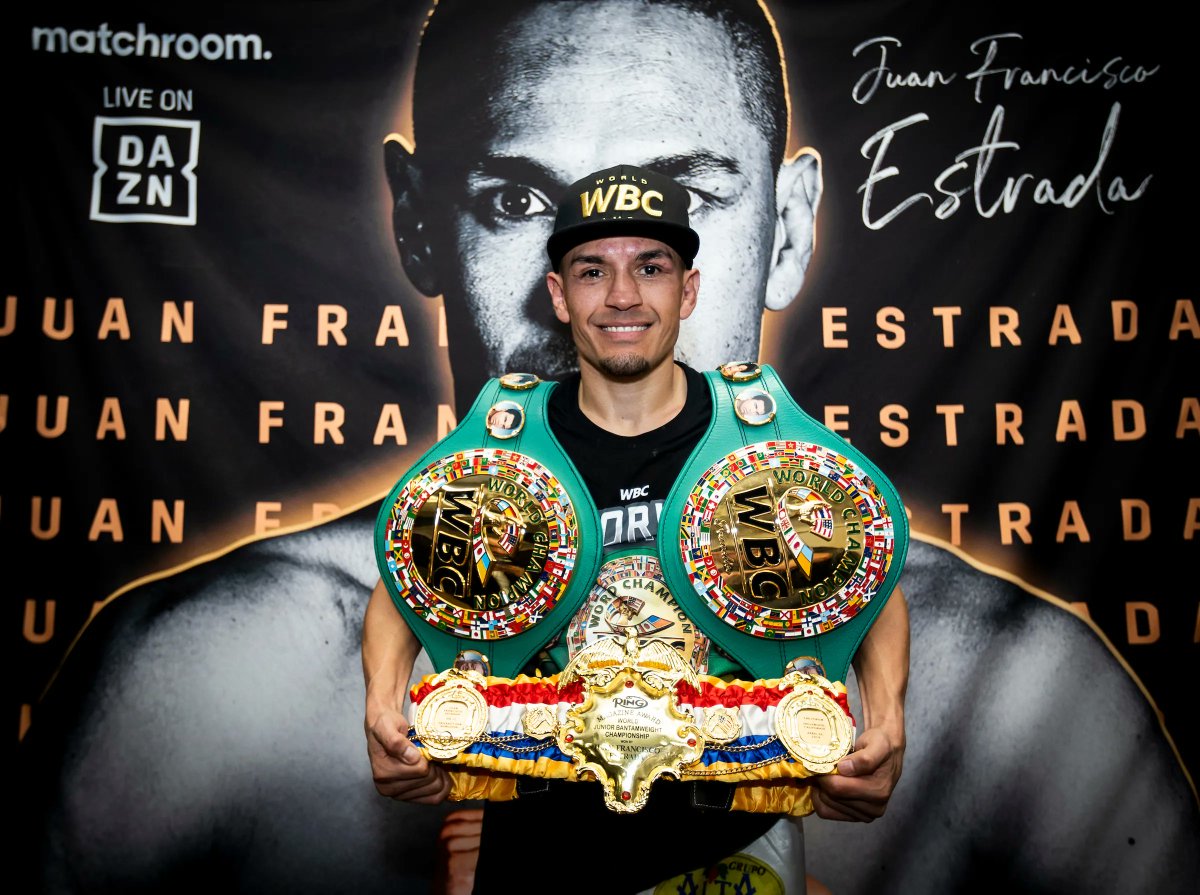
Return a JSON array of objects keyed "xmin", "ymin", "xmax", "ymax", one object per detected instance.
[
  {"xmin": 31, "ymin": 496, "xmax": 61, "ymax": 539},
  {"xmin": 1177, "ymin": 397, "xmax": 1199, "ymax": 438},
  {"xmin": 314, "ymin": 402, "xmax": 346, "ymax": 445},
  {"xmin": 155, "ymin": 398, "xmax": 189, "ymax": 441},
  {"xmin": 1121, "ymin": 498, "xmax": 1150, "ymax": 541},
  {"xmin": 876, "ymin": 307, "xmax": 905, "ymax": 348},
  {"xmin": 0, "ymin": 294, "xmax": 15, "ymax": 335},
  {"xmin": 262, "ymin": 304, "xmax": 288, "ymax": 344},
  {"xmin": 580, "ymin": 185, "xmax": 618, "ymax": 217},
  {"xmin": 931, "ymin": 306, "xmax": 961, "ymax": 347},
  {"xmin": 317, "ymin": 304, "xmax": 348, "ymax": 346},
  {"xmin": 89, "ymin": 498, "xmax": 124, "ymax": 541},
  {"xmin": 998, "ymin": 502, "xmax": 1031, "ymax": 545},
  {"xmin": 1111, "ymin": 300, "xmax": 1137, "ymax": 341},
  {"xmin": 935, "ymin": 404, "xmax": 963, "ymax": 446},
  {"xmin": 151, "ymin": 499, "xmax": 185, "ymax": 543},
  {"xmin": 1183, "ymin": 498, "xmax": 1199, "ymax": 540},
  {"xmin": 373, "ymin": 403, "xmax": 408, "ymax": 445},
  {"xmin": 879, "ymin": 404, "xmax": 908, "ymax": 446},
  {"xmin": 0, "ymin": 394, "xmax": 7, "ymax": 433},
  {"xmin": 1125, "ymin": 601, "xmax": 1159, "ymax": 644},
  {"xmin": 614, "ymin": 183, "xmax": 641, "ymax": 211},
  {"xmin": 36, "ymin": 395, "xmax": 69, "ymax": 438},
  {"xmin": 438, "ymin": 403, "xmax": 456, "ymax": 438},
  {"xmin": 437, "ymin": 303, "xmax": 448, "ymax": 347},
  {"xmin": 1055, "ymin": 501, "xmax": 1090, "ymax": 542},
  {"xmin": 312, "ymin": 502, "xmax": 340, "ymax": 521},
  {"xmin": 97, "ymin": 297, "xmax": 130, "ymax": 340},
  {"xmin": 824, "ymin": 405, "xmax": 850, "ymax": 440},
  {"xmin": 1168, "ymin": 299, "xmax": 1198, "ymax": 340},
  {"xmin": 640, "ymin": 190, "xmax": 663, "ymax": 216},
  {"xmin": 23, "ymin": 599, "xmax": 55, "ymax": 644},
  {"xmin": 995, "ymin": 403, "xmax": 1024, "ymax": 445},
  {"xmin": 96, "ymin": 397, "xmax": 126, "ymax": 440},
  {"xmin": 822, "ymin": 307, "xmax": 848, "ymax": 348},
  {"xmin": 376, "ymin": 305, "xmax": 410, "ymax": 346},
  {"xmin": 258, "ymin": 400, "xmax": 285, "ymax": 443},
  {"xmin": 1111, "ymin": 399, "xmax": 1145, "ymax": 441},
  {"xmin": 1047, "ymin": 304, "xmax": 1081, "ymax": 345},
  {"xmin": 161, "ymin": 300, "xmax": 194, "ymax": 342},
  {"xmin": 989, "ymin": 307, "xmax": 1020, "ymax": 347},
  {"xmin": 43, "ymin": 297, "xmax": 74, "ymax": 340},
  {"xmin": 255, "ymin": 501, "xmax": 282, "ymax": 534},
  {"xmin": 1055, "ymin": 400, "xmax": 1086, "ymax": 442}
]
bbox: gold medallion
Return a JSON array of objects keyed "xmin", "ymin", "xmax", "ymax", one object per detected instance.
[
  {"xmin": 485, "ymin": 401, "xmax": 525, "ymax": 439},
  {"xmin": 718, "ymin": 360, "xmax": 762, "ymax": 382},
  {"xmin": 521, "ymin": 704, "xmax": 558, "ymax": 740},
  {"xmin": 413, "ymin": 669, "xmax": 488, "ymax": 760},
  {"xmin": 566, "ymin": 552, "xmax": 710, "ymax": 672},
  {"xmin": 774, "ymin": 675, "xmax": 854, "ymax": 774},
  {"xmin": 700, "ymin": 704, "xmax": 743, "ymax": 744},
  {"xmin": 499, "ymin": 372, "xmax": 540, "ymax": 390},
  {"xmin": 557, "ymin": 636, "xmax": 704, "ymax": 813},
  {"xmin": 733, "ymin": 387, "xmax": 776, "ymax": 425}
]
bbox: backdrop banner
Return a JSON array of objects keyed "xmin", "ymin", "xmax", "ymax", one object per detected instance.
[{"xmin": 8, "ymin": 2, "xmax": 1197, "ymax": 893}]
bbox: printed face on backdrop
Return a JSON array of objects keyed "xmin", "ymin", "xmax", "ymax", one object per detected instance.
[{"xmin": 387, "ymin": 0, "xmax": 822, "ymax": 394}]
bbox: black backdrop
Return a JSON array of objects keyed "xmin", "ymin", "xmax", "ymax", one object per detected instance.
[{"xmin": 6, "ymin": 1, "xmax": 1196, "ymax": 891}]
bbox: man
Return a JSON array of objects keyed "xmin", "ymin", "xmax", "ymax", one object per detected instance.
[
  {"xmin": 20, "ymin": 1, "xmax": 1198, "ymax": 893},
  {"xmin": 365, "ymin": 162, "xmax": 910, "ymax": 892}
]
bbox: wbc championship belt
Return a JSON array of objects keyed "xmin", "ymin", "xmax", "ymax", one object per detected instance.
[
  {"xmin": 387, "ymin": 364, "xmax": 905, "ymax": 815},
  {"xmin": 659, "ymin": 361, "xmax": 908, "ymax": 777},
  {"xmin": 374, "ymin": 372, "xmax": 602, "ymax": 680}
]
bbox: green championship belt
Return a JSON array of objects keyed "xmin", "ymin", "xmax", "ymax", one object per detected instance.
[
  {"xmin": 374, "ymin": 373, "xmax": 602, "ymax": 678},
  {"xmin": 660, "ymin": 362, "xmax": 909, "ymax": 684}
]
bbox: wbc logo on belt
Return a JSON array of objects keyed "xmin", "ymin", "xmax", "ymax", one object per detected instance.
[
  {"xmin": 382, "ymin": 448, "xmax": 580, "ymax": 639},
  {"xmin": 680, "ymin": 441, "xmax": 896, "ymax": 639}
]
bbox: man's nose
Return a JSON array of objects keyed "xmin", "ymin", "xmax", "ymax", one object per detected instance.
[{"xmin": 606, "ymin": 268, "xmax": 643, "ymax": 309}]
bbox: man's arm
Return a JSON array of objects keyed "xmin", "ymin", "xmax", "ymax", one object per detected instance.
[
  {"xmin": 363, "ymin": 578, "xmax": 451, "ymax": 803},
  {"xmin": 811, "ymin": 585, "xmax": 909, "ymax": 822}
]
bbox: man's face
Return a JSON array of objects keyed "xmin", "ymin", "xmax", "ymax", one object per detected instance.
[
  {"xmin": 429, "ymin": 1, "xmax": 778, "ymax": 379},
  {"xmin": 547, "ymin": 235, "xmax": 698, "ymax": 379}
]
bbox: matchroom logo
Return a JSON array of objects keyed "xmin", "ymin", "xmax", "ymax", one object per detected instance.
[{"xmin": 90, "ymin": 116, "xmax": 200, "ymax": 225}]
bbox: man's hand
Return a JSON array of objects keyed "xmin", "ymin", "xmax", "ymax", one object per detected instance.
[
  {"xmin": 365, "ymin": 706, "xmax": 451, "ymax": 804},
  {"xmin": 810, "ymin": 725, "xmax": 904, "ymax": 822}
]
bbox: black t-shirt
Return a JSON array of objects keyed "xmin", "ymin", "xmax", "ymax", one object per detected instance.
[
  {"xmin": 547, "ymin": 362, "xmax": 710, "ymax": 550},
  {"xmin": 473, "ymin": 365, "xmax": 776, "ymax": 894}
]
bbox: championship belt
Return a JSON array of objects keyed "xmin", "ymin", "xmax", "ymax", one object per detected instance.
[
  {"xmin": 374, "ymin": 372, "xmax": 603, "ymax": 678},
  {"xmin": 406, "ymin": 547, "xmax": 856, "ymax": 816},
  {"xmin": 659, "ymin": 361, "xmax": 908, "ymax": 773}
]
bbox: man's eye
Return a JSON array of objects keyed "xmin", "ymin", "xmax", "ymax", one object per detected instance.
[
  {"xmin": 640, "ymin": 264, "xmax": 661, "ymax": 276},
  {"xmin": 486, "ymin": 186, "xmax": 551, "ymax": 218},
  {"xmin": 685, "ymin": 189, "xmax": 706, "ymax": 215}
]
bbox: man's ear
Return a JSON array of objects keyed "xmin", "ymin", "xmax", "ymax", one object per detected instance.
[
  {"xmin": 384, "ymin": 135, "xmax": 441, "ymax": 297},
  {"xmin": 547, "ymin": 272, "xmax": 570, "ymax": 323},
  {"xmin": 764, "ymin": 148, "xmax": 823, "ymax": 311}
]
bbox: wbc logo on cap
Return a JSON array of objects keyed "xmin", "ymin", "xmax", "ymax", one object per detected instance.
[{"xmin": 579, "ymin": 178, "xmax": 664, "ymax": 219}]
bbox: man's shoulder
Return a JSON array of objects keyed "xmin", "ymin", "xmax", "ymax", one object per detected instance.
[{"xmin": 52, "ymin": 506, "xmax": 379, "ymax": 723}]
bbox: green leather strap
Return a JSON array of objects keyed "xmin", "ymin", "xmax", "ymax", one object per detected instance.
[
  {"xmin": 375, "ymin": 377, "xmax": 602, "ymax": 678},
  {"xmin": 660, "ymin": 364, "xmax": 908, "ymax": 682}
]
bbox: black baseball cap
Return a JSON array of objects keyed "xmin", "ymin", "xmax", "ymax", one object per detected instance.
[{"xmin": 546, "ymin": 164, "xmax": 701, "ymax": 270}]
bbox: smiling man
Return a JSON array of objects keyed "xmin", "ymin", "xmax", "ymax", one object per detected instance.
[{"xmin": 364, "ymin": 162, "xmax": 910, "ymax": 893}]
